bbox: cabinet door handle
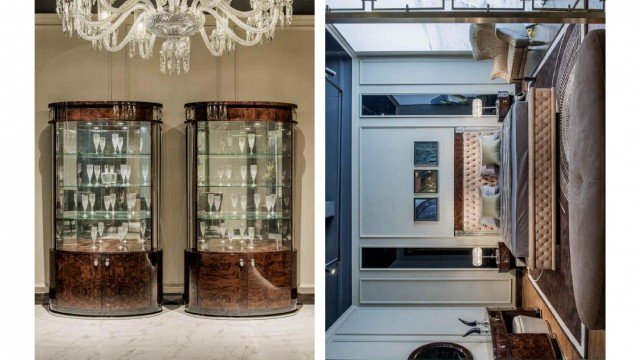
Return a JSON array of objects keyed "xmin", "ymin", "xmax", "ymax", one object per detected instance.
[
  {"xmin": 250, "ymin": 259, "xmax": 256, "ymax": 268},
  {"xmin": 104, "ymin": 258, "xmax": 110, "ymax": 267},
  {"xmin": 239, "ymin": 259, "xmax": 244, "ymax": 268},
  {"xmin": 93, "ymin": 259, "xmax": 99, "ymax": 267}
]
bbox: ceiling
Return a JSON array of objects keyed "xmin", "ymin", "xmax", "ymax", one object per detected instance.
[{"xmin": 35, "ymin": 0, "xmax": 315, "ymax": 15}]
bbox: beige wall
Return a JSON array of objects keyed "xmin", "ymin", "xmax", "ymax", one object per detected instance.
[{"xmin": 35, "ymin": 15, "xmax": 314, "ymax": 293}]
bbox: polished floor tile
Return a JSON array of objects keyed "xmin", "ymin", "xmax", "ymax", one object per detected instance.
[{"xmin": 36, "ymin": 305, "xmax": 314, "ymax": 360}]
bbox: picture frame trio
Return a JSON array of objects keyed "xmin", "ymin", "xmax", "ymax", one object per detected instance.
[{"xmin": 413, "ymin": 141, "xmax": 439, "ymax": 221}]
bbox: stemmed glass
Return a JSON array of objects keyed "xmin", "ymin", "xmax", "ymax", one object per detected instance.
[
  {"xmin": 254, "ymin": 194, "xmax": 261, "ymax": 215},
  {"xmin": 226, "ymin": 228, "xmax": 234, "ymax": 250},
  {"xmin": 94, "ymin": 165, "xmax": 101, "ymax": 185},
  {"xmin": 247, "ymin": 227, "xmax": 255, "ymax": 249},
  {"xmin": 250, "ymin": 165, "xmax": 257, "ymax": 187},
  {"xmin": 117, "ymin": 136, "xmax": 124, "ymax": 154},
  {"xmin": 144, "ymin": 195, "xmax": 151, "ymax": 215},
  {"xmin": 99, "ymin": 136, "xmax": 106, "ymax": 153},
  {"xmin": 58, "ymin": 192, "xmax": 65, "ymax": 213},
  {"xmin": 238, "ymin": 135, "xmax": 246, "ymax": 154},
  {"xmin": 239, "ymin": 225, "xmax": 246, "ymax": 245},
  {"xmin": 81, "ymin": 194, "xmax": 89, "ymax": 219},
  {"xmin": 90, "ymin": 226, "xmax": 98, "ymax": 250},
  {"xmin": 231, "ymin": 192, "xmax": 238, "ymax": 214},
  {"xmin": 127, "ymin": 193, "xmax": 136, "ymax": 218},
  {"xmin": 140, "ymin": 219, "xmax": 146, "ymax": 243},
  {"xmin": 142, "ymin": 164, "xmax": 149, "ymax": 185},
  {"xmin": 110, "ymin": 194, "xmax": 117, "ymax": 218},
  {"xmin": 248, "ymin": 133, "xmax": 255, "ymax": 154},
  {"xmin": 240, "ymin": 165, "xmax": 247, "ymax": 186},
  {"xmin": 93, "ymin": 133, "xmax": 101, "ymax": 153},
  {"xmin": 112, "ymin": 133, "xmax": 120, "ymax": 154},
  {"xmin": 118, "ymin": 224, "xmax": 128, "ymax": 250},
  {"xmin": 89, "ymin": 192, "xmax": 96, "ymax": 216},
  {"xmin": 86, "ymin": 164, "xmax": 94, "ymax": 186},
  {"xmin": 226, "ymin": 133, "xmax": 233, "ymax": 154},
  {"xmin": 97, "ymin": 222, "xmax": 104, "ymax": 243},
  {"xmin": 217, "ymin": 166, "xmax": 224, "ymax": 186},
  {"xmin": 199, "ymin": 221, "xmax": 206, "ymax": 244},
  {"xmin": 225, "ymin": 165, "xmax": 232, "ymax": 186},
  {"xmin": 207, "ymin": 193, "xmax": 215, "ymax": 216},
  {"xmin": 266, "ymin": 194, "xmax": 276, "ymax": 219},
  {"xmin": 240, "ymin": 195, "xmax": 247, "ymax": 219},
  {"xmin": 104, "ymin": 195, "xmax": 111, "ymax": 218},
  {"xmin": 120, "ymin": 164, "xmax": 130, "ymax": 185},
  {"xmin": 219, "ymin": 221, "xmax": 227, "ymax": 245},
  {"xmin": 214, "ymin": 194, "xmax": 222, "ymax": 216}
]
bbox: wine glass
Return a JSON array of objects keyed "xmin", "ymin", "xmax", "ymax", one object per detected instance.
[
  {"xmin": 97, "ymin": 222, "xmax": 104, "ymax": 243},
  {"xmin": 94, "ymin": 165, "xmax": 101, "ymax": 185},
  {"xmin": 226, "ymin": 133, "xmax": 233, "ymax": 154},
  {"xmin": 226, "ymin": 228, "xmax": 234, "ymax": 250},
  {"xmin": 214, "ymin": 194, "xmax": 222, "ymax": 215},
  {"xmin": 99, "ymin": 136, "xmax": 106, "ymax": 153},
  {"xmin": 93, "ymin": 133, "xmax": 100, "ymax": 153},
  {"xmin": 144, "ymin": 195, "xmax": 151, "ymax": 215},
  {"xmin": 89, "ymin": 192, "xmax": 96, "ymax": 215},
  {"xmin": 127, "ymin": 193, "xmax": 136, "ymax": 218},
  {"xmin": 266, "ymin": 194, "xmax": 275, "ymax": 219},
  {"xmin": 110, "ymin": 194, "xmax": 117, "ymax": 217},
  {"xmin": 207, "ymin": 193, "xmax": 214, "ymax": 215},
  {"xmin": 125, "ymin": 165, "xmax": 131, "ymax": 185},
  {"xmin": 112, "ymin": 133, "xmax": 119, "ymax": 154},
  {"xmin": 247, "ymin": 226, "xmax": 255, "ymax": 249},
  {"xmin": 239, "ymin": 225, "xmax": 246, "ymax": 244},
  {"xmin": 240, "ymin": 195, "xmax": 247, "ymax": 219},
  {"xmin": 225, "ymin": 165, "xmax": 232, "ymax": 186},
  {"xmin": 117, "ymin": 136, "xmax": 124, "ymax": 154},
  {"xmin": 254, "ymin": 193, "xmax": 261, "ymax": 215},
  {"xmin": 120, "ymin": 164, "xmax": 128, "ymax": 185},
  {"xmin": 231, "ymin": 192, "xmax": 238, "ymax": 214},
  {"xmin": 199, "ymin": 221, "xmax": 206, "ymax": 244},
  {"xmin": 219, "ymin": 221, "xmax": 227, "ymax": 242},
  {"xmin": 217, "ymin": 166, "xmax": 224, "ymax": 186},
  {"xmin": 104, "ymin": 196, "xmax": 111, "ymax": 218},
  {"xmin": 240, "ymin": 165, "xmax": 247, "ymax": 186},
  {"xmin": 91, "ymin": 226, "xmax": 98, "ymax": 250},
  {"xmin": 238, "ymin": 135, "xmax": 246, "ymax": 154},
  {"xmin": 81, "ymin": 194, "xmax": 89, "ymax": 219},
  {"xmin": 250, "ymin": 165, "xmax": 257, "ymax": 187},
  {"xmin": 140, "ymin": 219, "xmax": 146, "ymax": 243},
  {"xmin": 86, "ymin": 164, "xmax": 94, "ymax": 186},
  {"xmin": 118, "ymin": 225, "xmax": 126, "ymax": 250},
  {"xmin": 58, "ymin": 192, "xmax": 65, "ymax": 213},
  {"xmin": 248, "ymin": 133, "xmax": 255, "ymax": 154},
  {"xmin": 142, "ymin": 164, "xmax": 149, "ymax": 185}
]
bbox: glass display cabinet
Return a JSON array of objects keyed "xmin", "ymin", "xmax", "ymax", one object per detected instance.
[
  {"xmin": 184, "ymin": 101, "xmax": 298, "ymax": 316},
  {"xmin": 48, "ymin": 101, "xmax": 163, "ymax": 316}
]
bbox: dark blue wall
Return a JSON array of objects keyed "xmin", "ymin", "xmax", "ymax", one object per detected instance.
[{"xmin": 325, "ymin": 30, "xmax": 353, "ymax": 330}]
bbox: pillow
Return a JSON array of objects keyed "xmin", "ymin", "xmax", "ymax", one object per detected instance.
[
  {"xmin": 480, "ymin": 185, "xmax": 501, "ymax": 227},
  {"xmin": 481, "ymin": 135, "xmax": 501, "ymax": 166}
]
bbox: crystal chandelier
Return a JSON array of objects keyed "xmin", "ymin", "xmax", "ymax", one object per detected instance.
[{"xmin": 57, "ymin": 0, "xmax": 294, "ymax": 74}]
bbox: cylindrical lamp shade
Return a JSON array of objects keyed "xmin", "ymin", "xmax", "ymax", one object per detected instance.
[{"xmin": 472, "ymin": 98, "xmax": 483, "ymax": 117}]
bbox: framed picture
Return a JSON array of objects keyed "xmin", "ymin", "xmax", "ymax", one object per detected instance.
[
  {"xmin": 414, "ymin": 198, "xmax": 439, "ymax": 222},
  {"xmin": 414, "ymin": 170, "xmax": 438, "ymax": 193},
  {"xmin": 414, "ymin": 141, "xmax": 438, "ymax": 166}
]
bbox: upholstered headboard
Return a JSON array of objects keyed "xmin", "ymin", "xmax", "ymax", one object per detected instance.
[{"xmin": 568, "ymin": 30, "xmax": 606, "ymax": 330}]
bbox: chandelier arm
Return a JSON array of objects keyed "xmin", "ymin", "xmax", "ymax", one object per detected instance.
[
  {"xmin": 199, "ymin": 28, "xmax": 224, "ymax": 56},
  {"xmin": 199, "ymin": 6, "xmax": 270, "ymax": 34},
  {"xmin": 98, "ymin": 23, "xmax": 140, "ymax": 52},
  {"xmin": 213, "ymin": 1, "xmax": 265, "ymax": 18},
  {"xmin": 75, "ymin": 7, "xmax": 144, "ymax": 42},
  {"xmin": 96, "ymin": 0, "xmax": 155, "ymax": 13},
  {"xmin": 138, "ymin": 35, "xmax": 157, "ymax": 59},
  {"xmin": 207, "ymin": 11, "xmax": 269, "ymax": 46},
  {"xmin": 73, "ymin": 4, "xmax": 147, "ymax": 29}
]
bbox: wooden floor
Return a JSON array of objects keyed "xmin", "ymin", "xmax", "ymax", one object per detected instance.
[{"xmin": 523, "ymin": 274, "xmax": 605, "ymax": 359}]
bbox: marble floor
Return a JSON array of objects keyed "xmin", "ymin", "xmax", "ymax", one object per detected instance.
[{"xmin": 35, "ymin": 305, "xmax": 314, "ymax": 360}]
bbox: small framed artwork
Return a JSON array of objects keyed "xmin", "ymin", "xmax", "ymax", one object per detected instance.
[
  {"xmin": 414, "ymin": 198, "xmax": 439, "ymax": 222},
  {"xmin": 414, "ymin": 141, "xmax": 438, "ymax": 166},
  {"xmin": 414, "ymin": 170, "xmax": 438, "ymax": 193}
]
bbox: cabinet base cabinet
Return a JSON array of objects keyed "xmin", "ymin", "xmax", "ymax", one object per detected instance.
[
  {"xmin": 49, "ymin": 249, "xmax": 163, "ymax": 317},
  {"xmin": 184, "ymin": 250, "xmax": 298, "ymax": 317}
]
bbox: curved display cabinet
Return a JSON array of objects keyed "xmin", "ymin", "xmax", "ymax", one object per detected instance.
[
  {"xmin": 184, "ymin": 101, "xmax": 298, "ymax": 316},
  {"xmin": 48, "ymin": 101, "xmax": 163, "ymax": 317}
]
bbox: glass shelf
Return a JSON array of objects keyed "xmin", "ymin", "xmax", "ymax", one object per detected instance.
[
  {"xmin": 58, "ymin": 184, "xmax": 151, "ymax": 189},
  {"xmin": 58, "ymin": 211, "xmax": 151, "ymax": 221},
  {"xmin": 196, "ymin": 184, "xmax": 290, "ymax": 188},
  {"xmin": 197, "ymin": 153, "xmax": 289, "ymax": 159},
  {"xmin": 58, "ymin": 152, "xmax": 151, "ymax": 158},
  {"xmin": 197, "ymin": 212, "xmax": 290, "ymax": 221}
]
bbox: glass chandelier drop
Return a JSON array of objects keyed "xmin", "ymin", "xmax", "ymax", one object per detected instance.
[{"xmin": 57, "ymin": 0, "xmax": 294, "ymax": 74}]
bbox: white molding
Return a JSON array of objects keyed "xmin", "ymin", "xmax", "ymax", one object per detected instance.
[
  {"xmin": 528, "ymin": 272, "xmax": 586, "ymax": 357},
  {"xmin": 326, "ymin": 305, "xmax": 359, "ymax": 345},
  {"xmin": 299, "ymin": 284, "xmax": 315, "ymax": 294}
]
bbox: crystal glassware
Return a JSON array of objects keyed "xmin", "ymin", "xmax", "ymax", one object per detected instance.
[
  {"xmin": 140, "ymin": 219, "xmax": 146, "ymax": 242},
  {"xmin": 266, "ymin": 194, "xmax": 275, "ymax": 218},
  {"xmin": 94, "ymin": 165, "xmax": 101, "ymax": 185},
  {"xmin": 225, "ymin": 165, "xmax": 232, "ymax": 186},
  {"xmin": 89, "ymin": 192, "xmax": 96, "ymax": 215},
  {"xmin": 247, "ymin": 226, "xmax": 255, "ymax": 249},
  {"xmin": 104, "ymin": 196, "xmax": 111, "ymax": 218},
  {"xmin": 207, "ymin": 193, "xmax": 214, "ymax": 215},
  {"xmin": 86, "ymin": 164, "xmax": 94, "ymax": 186},
  {"xmin": 240, "ymin": 165, "xmax": 247, "ymax": 186},
  {"xmin": 226, "ymin": 134, "xmax": 233, "ymax": 154},
  {"xmin": 117, "ymin": 136, "xmax": 124, "ymax": 154},
  {"xmin": 91, "ymin": 226, "xmax": 98, "ymax": 250},
  {"xmin": 99, "ymin": 136, "xmax": 106, "ymax": 153},
  {"xmin": 120, "ymin": 164, "xmax": 127, "ymax": 185},
  {"xmin": 214, "ymin": 194, "xmax": 222, "ymax": 215},
  {"xmin": 217, "ymin": 166, "xmax": 224, "ymax": 186},
  {"xmin": 112, "ymin": 133, "xmax": 120, "ymax": 154},
  {"xmin": 81, "ymin": 194, "xmax": 89, "ymax": 218},
  {"xmin": 250, "ymin": 164, "xmax": 257, "ymax": 187},
  {"xmin": 240, "ymin": 195, "xmax": 247, "ymax": 219},
  {"xmin": 98, "ymin": 222, "xmax": 104, "ymax": 243},
  {"xmin": 142, "ymin": 164, "xmax": 149, "ymax": 185},
  {"xmin": 144, "ymin": 195, "xmax": 151, "ymax": 215},
  {"xmin": 239, "ymin": 225, "xmax": 246, "ymax": 244},
  {"xmin": 125, "ymin": 165, "xmax": 132, "ymax": 185},
  {"xmin": 248, "ymin": 133, "xmax": 255, "ymax": 154},
  {"xmin": 127, "ymin": 193, "xmax": 137, "ymax": 218},
  {"xmin": 219, "ymin": 221, "xmax": 227, "ymax": 241},
  {"xmin": 254, "ymin": 193, "xmax": 261, "ymax": 214},
  {"xmin": 199, "ymin": 221, "xmax": 206, "ymax": 244},
  {"xmin": 238, "ymin": 135, "xmax": 246, "ymax": 154},
  {"xmin": 231, "ymin": 192, "xmax": 238, "ymax": 213},
  {"xmin": 93, "ymin": 133, "xmax": 101, "ymax": 153},
  {"xmin": 110, "ymin": 194, "xmax": 117, "ymax": 217},
  {"xmin": 226, "ymin": 228, "xmax": 234, "ymax": 250}
]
